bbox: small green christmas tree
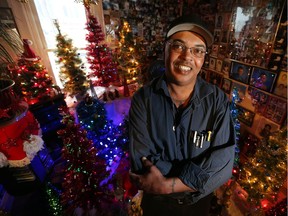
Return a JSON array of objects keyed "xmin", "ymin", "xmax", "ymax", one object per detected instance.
[{"xmin": 54, "ymin": 20, "xmax": 88, "ymax": 97}]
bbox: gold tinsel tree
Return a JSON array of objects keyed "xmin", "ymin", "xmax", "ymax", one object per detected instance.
[
  {"xmin": 116, "ymin": 20, "xmax": 144, "ymax": 96},
  {"xmin": 238, "ymin": 126, "xmax": 287, "ymax": 213},
  {"xmin": 53, "ymin": 20, "xmax": 88, "ymax": 97}
]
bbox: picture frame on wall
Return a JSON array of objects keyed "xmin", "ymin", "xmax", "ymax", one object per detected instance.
[
  {"xmin": 215, "ymin": 14, "xmax": 223, "ymax": 28},
  {"xmin": 240, "ymin": 131, "xmax": 260, "ymax": 157},
  {"xmin": 221, "ymin": 78, "xmax": 232, "ymax": 94},
  {"xmin": 256, "ymin": 117, "xmax": 280, "ymax": 140},
  {"xmin": 209, "ymin": 71, "xmax": 223, "ymax": 87},
  {"xmin": 211, "ymin": 44, "xmax": 219, "ymax": 56},
  {"xmin": 209, "ymin": 57, "xmax": 216, "ymax": 70},
  {"xmin": 247, "ymin": 86, "xmax": 269, "ymax": 115},
  {"xmin": 264, "ymin": 95, "xmax": 287, "ymax": 125},
  {"xmin": 237, "ymin": 105, "xmax": 255, "ymax": 127},
  {"xmin": 222, "ymin": 59, "xmax": 231, "ymax": 76},
  {"xmin": 273, "ymin": 71, "xmax": 287, "ymax": 98},
  {"xmin": 218, "ymin": 44, "xmax": 228, "ymax": 59},
  {"xmin": 230, "ymin": 82, "xmax": 247, "ymax": 104},
  {"xmin": 229, "ymin": 61, "xmax": 251, "ymax": 84},
  {"xmin": 216, "ymin": 59, "xmax": 223, "ymax": 72},
  {"xmin": 249, "ymin": 67, "xmax": 277, "ymax": 93}
]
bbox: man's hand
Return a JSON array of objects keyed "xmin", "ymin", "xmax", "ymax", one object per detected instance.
[{"xmin": 129, "ymin": 157, "xmax": 170, "ymax": 194}]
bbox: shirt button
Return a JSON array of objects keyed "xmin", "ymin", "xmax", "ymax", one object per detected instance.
[{"xmin": 173, "ymin": 126, "xmax": 175, "ymax": 131}]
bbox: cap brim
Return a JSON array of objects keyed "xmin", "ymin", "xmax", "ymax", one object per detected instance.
[{"xmin": 166, "ymin": 23, "xmax": 214, "ymax": 47}]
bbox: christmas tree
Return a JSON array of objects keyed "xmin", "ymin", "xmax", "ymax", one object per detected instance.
[
  {"xmin": 230, "ymin": 87, "xmax": 241, "ymax": 177},
  {"xmin": 237, "ymin": 127, "xmax": 287, "ymax": 212},
  {"xmin": 46, "ymin": 182, "xmax": 63, "ymax": 216},
  {"xmin": 116, "ymin": 20, "xmax": 143, "ymax": 96},
  {"xmin": 54, "ymin": 20, "xmax": 88, "ymax": 97},
  {"xmin": 76, "ymin": 95, "xmax": 135, "ymax": 208},
  {"xmin": 76, "ymin": 94, "xmax": 109, "ymax": 137},
  {"xmin": 57, "ymin": 106, "xmax": 113, "ymax": 215},
  {"xmin": 85, "ymin": 8, "xmax": 119, "ymax": 88},
  {"xmin": 76, "ymin": 95, "xmax": 127, "ymax": 167},
  {"xmin": 14, "ymin": 39, "xmax": 57, "ymax": 105}
]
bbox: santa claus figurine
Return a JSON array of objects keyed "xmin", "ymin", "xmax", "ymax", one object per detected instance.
[{"xmin": 21, "ymin": 39, "xmax": 39, "ymax": 61}]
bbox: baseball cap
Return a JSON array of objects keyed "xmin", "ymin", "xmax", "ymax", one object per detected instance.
[{"xmin": 166, "ymin": 15, "xmax": 214, "ymax": 47}]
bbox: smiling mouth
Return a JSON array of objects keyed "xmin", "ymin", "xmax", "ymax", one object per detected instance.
[{"xmin": 175, "ymin": 64, "xmax": 192, "ymax": 72}]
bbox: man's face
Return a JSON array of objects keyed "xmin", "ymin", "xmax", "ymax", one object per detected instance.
[
  {"xmin": 260, "ymin": 74, "xmax": 267, "ymax": 82},
  {"xmin": 164, "ymin": 31, "xmax": 206, "ymax": 86},
  {"xmin": 238, "ymin": 68, "xmax": 244, "ymax": 75}
]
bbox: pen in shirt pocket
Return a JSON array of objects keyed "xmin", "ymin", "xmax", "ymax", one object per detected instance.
[{"xmin": 191, "ymin": 130, "xmax": 212, "ymax": 148}]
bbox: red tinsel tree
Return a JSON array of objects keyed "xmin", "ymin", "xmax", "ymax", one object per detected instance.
[
  {"xmin": 14, "ymin": 39, "xmax": 57, "ymax": 105},
  {"xmin": 85, "ymin": 8, "xmax": 119, "ymax": 88},
  {"xmin": 57, "ymin": 106, "xmax": 113, "ymax": 215}
]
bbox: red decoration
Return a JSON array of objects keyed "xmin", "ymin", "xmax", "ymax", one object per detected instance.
[
  {"xmin": 6, "ymin": 39, "xmax": 58, "ymax": 105},
  {"xmin": 22, "ymin": 39, "xmax": 38, "ymax": 61},
  {"xmin": 0, "ymin": 110, "xmax": 41, "ymax": 163}
]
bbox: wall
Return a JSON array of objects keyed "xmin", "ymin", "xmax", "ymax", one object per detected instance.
[{"xmin": 196, "ymin": 0, "xmax": 287, "ymax": 147}]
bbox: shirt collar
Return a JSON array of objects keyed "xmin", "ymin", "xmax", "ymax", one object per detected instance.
[{"xmin": 155, "ymin": 74, "xmax": 214, "ymax": 103}]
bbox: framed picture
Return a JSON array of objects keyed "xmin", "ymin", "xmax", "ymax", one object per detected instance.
[
  {"xmin": 256, "ymin": 117, "xmax": 280, "ymax": 140},
  {"xmin": 215, "ymin": 14, "xmax": 223, "ymax": 28},
  {"xmin": 237, "ymin": 105, "xmax": 255, "ymax": 127},
  {"xmin": 230, "ymin": 82, "xmax": 247, "ymax": 104},
  {"xmin": 209, "ymin": 57, "xmax": 216, "ymax": 70},
  {"xmin": 209, "ymin": 71, "xmax": 223, "ymax": 87},
  {"xmin": 249, "ymin": 67, "xmax": 277, "ymax": 92},
  {"xmin": 214, "ymin": 29, "xmax": 221, "ymax": 43},
  {"xmin": 264, "ymin": 95, "xmax": 287, "ymax": 125},
  {"xmin": 240, "ymin": 131, "xmax": 260, "ymax": 157},
  {"xmin": 273, "ymin": 71, "xmax": 287, "ymax": 98},
  {"xmin": 229, "ymin": 61, "xmax": 251, "ymax": 84},
  {"xmin": 216, "ymin": 59, "xmax": 223, "ymax": 72},
  {"xmin": 221, "ymin": 78, "xmax": 232, "ymax": 94},
  {"xmin": 221, "ymin": 59, "xmax": 231, "ymax": 76},
  {"xmin": 247, "ymin": 86, "xmax": 269, "ymax": 115},
  {"xmin": 211, "ymin": 44, "xmax": 219, "ymax": 56},
  {"xmin": 218, "ymin": 44, "xmax": 228, "ymax": 59}
]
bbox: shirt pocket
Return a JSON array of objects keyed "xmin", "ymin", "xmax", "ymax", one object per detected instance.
[{"xmin": 187, "ymin": 130, "xmax": 211, "ymax": 158}]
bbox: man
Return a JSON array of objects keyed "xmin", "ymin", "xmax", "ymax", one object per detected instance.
[
  {"xmin": 252, "ymin": 72, "xmax": 268, "ymax": 90},
  {"xmin": 129, "ymin": 14, "xmax": 236, "ymax": 216}
]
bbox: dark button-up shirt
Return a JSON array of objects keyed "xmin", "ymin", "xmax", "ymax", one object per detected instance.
[{"xmin": 129, "ymin": 74, "xmax": 236, "ymax": 203}]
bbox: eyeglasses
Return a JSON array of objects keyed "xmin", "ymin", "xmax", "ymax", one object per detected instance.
[{"xmin": 166, "ymin": 40, "xmax": 207, "ymax": 58}]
